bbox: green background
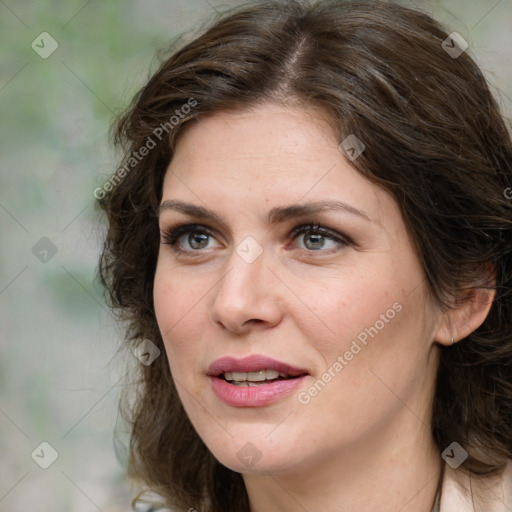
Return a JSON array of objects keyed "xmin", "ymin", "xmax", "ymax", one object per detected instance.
[{"xmin": 1, "ymin": 0, "xmax": 510, "ymax": 510}]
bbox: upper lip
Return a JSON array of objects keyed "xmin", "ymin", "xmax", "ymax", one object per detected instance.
[{"xmin": 207, "ymin": 355, "xmax": 309, "ymax": 377}]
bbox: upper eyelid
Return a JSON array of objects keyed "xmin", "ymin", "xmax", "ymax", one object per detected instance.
[{"xmin": 159, "ymin": 222, "xmax": 342, "ymax": 237}]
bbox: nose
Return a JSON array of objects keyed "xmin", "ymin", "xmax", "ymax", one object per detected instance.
[{"xmin": 209, "ymin": 245, "xmax": 284, "ymax": 335}]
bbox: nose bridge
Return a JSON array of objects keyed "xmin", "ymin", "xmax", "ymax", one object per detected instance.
[{"xmin": 210, "ymin": 238, "xmax": 282, "ymax": 331}]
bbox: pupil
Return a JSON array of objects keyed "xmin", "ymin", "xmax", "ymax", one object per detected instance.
[
  {"xmin": 305, "ymin": 233, "xmax": 324, "ymax": 250},
  {"xmin": 189, "ymin": 232, "xmax": 209, "ymax": 249}
]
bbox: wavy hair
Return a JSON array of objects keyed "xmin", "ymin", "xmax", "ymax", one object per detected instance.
[{"xmin": 97, "ymin": 1, "xmax": 512, "ymax": 510}]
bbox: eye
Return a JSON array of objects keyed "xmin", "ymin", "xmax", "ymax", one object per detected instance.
[
  {"xmin": 161, "ymin": 223, "xmax": 221, "ymax": 253},
  {"xmin": 289, "ymin": 224, "xmax": 350, "ymax": 252},
  {"xmin": 161, "ymin": 222, "xmax": 350, "ymax": 256}
]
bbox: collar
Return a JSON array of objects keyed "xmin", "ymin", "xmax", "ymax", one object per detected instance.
[{"xmin": 438, "ymin": 459, "xmax": 512, "ymax": 511}]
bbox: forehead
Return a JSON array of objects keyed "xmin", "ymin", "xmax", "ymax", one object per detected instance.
[
  {"xmin": 162, "ymin": 102, "xmax": 392, "ymax": 226},
  {"xmin": 171, "ymin": 105, "xmax": 333, "ymax": 170}
]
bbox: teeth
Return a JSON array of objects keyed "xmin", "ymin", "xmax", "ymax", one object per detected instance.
[
  {"xmin": 233, "ymin": 371, "xmax": 249, "ymax": 382},
  {"xmin": 247, "ymin": 370, "xmax": 269, "ymax": 381},
  {"xmin": 223, "ymin": 369, "xmax": 283, "ymax": 382}
]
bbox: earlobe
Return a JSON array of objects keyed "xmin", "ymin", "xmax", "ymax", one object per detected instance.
[{"xmin": 435, "ymin": 286, "xmax": 496, "ymax": 346}]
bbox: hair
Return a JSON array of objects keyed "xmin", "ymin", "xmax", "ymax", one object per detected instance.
[{"xmin": 97, "ymin": 0, "xmax": 512, "ymax": 510}]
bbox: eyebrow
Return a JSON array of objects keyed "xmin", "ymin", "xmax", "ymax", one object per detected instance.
[{"xmin": 158, "ymin": 199, "xmax": 373, "ymax": 225}]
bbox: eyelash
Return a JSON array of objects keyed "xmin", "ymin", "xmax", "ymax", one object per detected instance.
[{"xmin": 160, "ymin": 222, "xmax": 351, "ymax": 256}]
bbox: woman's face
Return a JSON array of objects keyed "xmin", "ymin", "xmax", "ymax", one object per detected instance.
[{"xmin": 154, "ymin": 102, "xmax": 443, "ymax": 475}]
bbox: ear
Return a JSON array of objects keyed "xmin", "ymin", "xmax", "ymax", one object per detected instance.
[{"xmin": 435, "ymin": 286, "xmax": 496, "ymax": 346}]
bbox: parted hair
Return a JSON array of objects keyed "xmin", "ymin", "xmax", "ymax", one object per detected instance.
[{"xmin": 97, "ymin": 1, "xmax": 512, "ymax": 510}]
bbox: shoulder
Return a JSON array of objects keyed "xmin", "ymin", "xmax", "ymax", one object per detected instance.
[{"xmin": 440, "ymin": 459, "xmax": 512, "ymax": 512}]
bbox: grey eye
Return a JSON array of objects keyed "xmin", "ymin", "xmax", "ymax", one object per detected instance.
[
  {"xmin": 302, "ymin": 232, "xmax": 327, "ymax": 250},
  {"xmin": 188, "ymin": 232, "xmax": 210, "ymax": 250}
]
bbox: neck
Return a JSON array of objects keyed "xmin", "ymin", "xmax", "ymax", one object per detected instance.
[{"xmin": 243, "ymin": 409, "xmax": 442, "ymax": 512}]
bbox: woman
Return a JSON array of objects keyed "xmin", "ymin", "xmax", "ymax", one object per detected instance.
[{"xmin": 97, "ymin": 1, "xmax": 512, "ymax": 510}]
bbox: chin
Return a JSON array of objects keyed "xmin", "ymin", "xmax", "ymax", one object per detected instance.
[
  {"xmin": 216, "ymin": 449, "xmax": 293, "ymax": 475},
  {"xmin": 199, "ymin": 427, "xmax": 300, "ymax": 474}
]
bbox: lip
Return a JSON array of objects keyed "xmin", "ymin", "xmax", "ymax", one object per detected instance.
[{"xmin": 207, "ymin": 355, "xmax": 309, "ymax": 407}]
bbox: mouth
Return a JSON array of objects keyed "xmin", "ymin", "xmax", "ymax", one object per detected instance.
[
  {"xmin": 207, "ymin": 355, "xmax": 309, "ymax": 382},
  {"xmin": 207, "ymin": 355, "xmax": 309, "ymax": 407}
]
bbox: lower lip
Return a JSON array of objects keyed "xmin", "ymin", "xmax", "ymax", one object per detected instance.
[{"xmin": 210, "ymin": 375, "xmax": 308, "ymax": 407}]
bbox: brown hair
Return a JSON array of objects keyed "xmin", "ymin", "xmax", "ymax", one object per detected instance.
[{"xmin": 97, "ymin": 1, "xmax": 512, "ymax": 510}]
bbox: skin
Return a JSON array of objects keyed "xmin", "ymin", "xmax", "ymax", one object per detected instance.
[{"xmin": 153, "ymin": 102, "xmax": 494, "ymax": 512}]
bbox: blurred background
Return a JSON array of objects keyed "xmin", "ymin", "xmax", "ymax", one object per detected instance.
[{"xmin": 1, "ymin": 0, "xmax": 511, "ymax": 510}]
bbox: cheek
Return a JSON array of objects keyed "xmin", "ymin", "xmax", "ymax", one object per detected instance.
[
  {"xmin": 296, "ymin": 296, "xmax": 430, "ymax": 445},
  {"xmin": 293, "ymin": 264, "xmax": 401, "ymax": 356},
  {"xmin": 300, "ymin": 258, "xmax": 432, "ymax": 392},
  {"xmin": 153, "ymin": 268, "xmax": 207, "ymax": 364}
]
